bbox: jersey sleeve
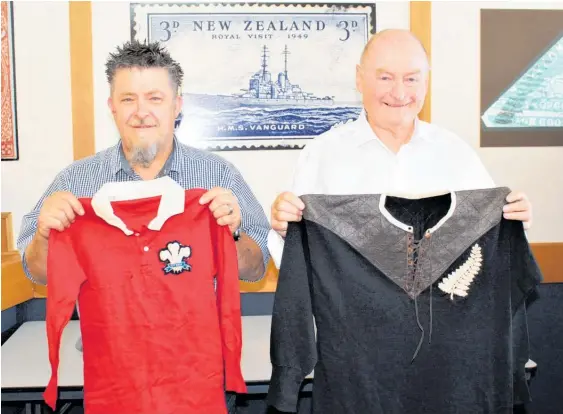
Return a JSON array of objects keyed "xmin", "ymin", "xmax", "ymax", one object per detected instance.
[
  {"xmin": 211, "ymin": 219, "xmax": 247, "ymax": 394},
  {"xmin": 16, "ymin": 169, "xmax": 71, "ymax": 285},
  {"xmin": 43, "ymin": 228, "xmax": 86, "ymax": 410},
  {"xmin": 509, "ymin": 220, "xmax": 543, "ymax": 406},
  {"xmin": 268, "ymin": 138, "xmax": 322, "ymax": 270},
  {"xmin": 267, "ymin": 220, "xmax": 317, "ymax": 413},
  {"xmin": 510, "ymin": 220, "xmax": 543, "ymax": 310}
]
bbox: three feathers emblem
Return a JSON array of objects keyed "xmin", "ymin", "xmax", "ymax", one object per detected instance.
[{"xmin": 159, "ymin": 241, "xmax": 192, "ymax": 274}]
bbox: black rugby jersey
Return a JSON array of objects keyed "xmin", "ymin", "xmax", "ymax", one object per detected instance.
[{"xmin": 268, "ymin": 187, "xmax": 542, "ymax": 414}]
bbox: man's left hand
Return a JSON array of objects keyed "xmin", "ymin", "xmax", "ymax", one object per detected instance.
[
  {"xmin": 503, "ymin": 191, "xmax": 532, "ymax": 230},
  {"xmin": 199, "ymin": 187, "xmax": 241, "ymax": 234}
]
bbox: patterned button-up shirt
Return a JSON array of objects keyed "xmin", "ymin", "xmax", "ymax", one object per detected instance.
[{"xmin": 17, "ymin": 137, "xmax": 270, "ymax": 284}]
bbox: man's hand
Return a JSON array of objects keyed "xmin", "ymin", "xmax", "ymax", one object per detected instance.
[
  {"xmin": 26, "ymin": 191, "xmax": 84, "ymax": 284},
  {"xmin": 37, "ymin": 191, "xmax": 84, "ymax": 239},
  {"xmin": 271, "ymin": 192, "xmax": 305, "ymax": 238},
  {"xmin": 503, "ymin": 191, "xmax": 532, "ymax": 230},
  {"xmin": 199, "ymin": 187, "xmax": 241, "ymax": 234}
]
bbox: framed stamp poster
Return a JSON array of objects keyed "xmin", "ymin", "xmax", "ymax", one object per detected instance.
[
  {"xmin": 480, "ymin": 9, "xmax": 563, "ymax": 147},
  {"xmin": 1, "ymin": 1, "xmax": 19, "ymax": 160},
  {"xmin": 131, "ymin": 2, "xmax": 375, "ymax": 150}
]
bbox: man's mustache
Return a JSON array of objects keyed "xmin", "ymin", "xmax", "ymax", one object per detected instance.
[{"xmin": 129, "ymin": 118, "xmax": 157, "ymax": 128}]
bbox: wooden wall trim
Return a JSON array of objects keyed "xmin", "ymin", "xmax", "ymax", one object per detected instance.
[
  {"xmin": 410, "ymin": 1, "xmax": 432, "ymax": 123},
  {"xmin": 33, "ymin": 283, "xmax": 48, "ymax": 299},
  {"xmin": 2, "ymin": 212, "xmax": 14, "ymax": 252},
  {"xmin": 531, "ymin": 243, "xmax": 563, "ymax": 283},
  {"xmin": 2, "ymin": 252, "xmax": 34, "ymax": 310},
  {"xmin": 69, "ymin": 1, "xmax": 95, "ymax": 161},
  {"xmin": 1, "ymin": 213, "xmax": 33, "ymax": 310}
]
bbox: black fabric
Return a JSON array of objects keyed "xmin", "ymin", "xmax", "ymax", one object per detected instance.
[
  {"xmin": 298, "ymin": 189, "xmax": 513, "ymax": 299},
  {"xmin": 268, "ymin": 190, "xmax": 543, "ymax": 414},
  {"xmin": 526, "ymin": 283, "xmax": 563, "ymax": 414},
  {"xmin": 385, "ymin": 193, "xmax": 452, "ymax": 240}
]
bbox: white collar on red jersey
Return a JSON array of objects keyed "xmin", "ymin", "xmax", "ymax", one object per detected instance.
[{"xmin": 91, "ymin": 176, "xmax": 185, "ymax": 235}]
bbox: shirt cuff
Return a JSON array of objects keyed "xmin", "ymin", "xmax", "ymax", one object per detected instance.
[
  {"xmin": 267, "ymin": 365, "xmax": 306, "ymax": 413},
  {"xmin": 267, "ymin": 229, "xmax": 285, "ymax": 270}
]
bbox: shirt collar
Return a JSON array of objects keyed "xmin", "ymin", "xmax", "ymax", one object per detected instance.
[
  {"xmin": 110, "ymin": 136, "xmax": 184, "ymax": 177},
  {"xmin": 350, "ymin": 109, "xmax": 426, "ymax": 149},
  {"xmin": 91, "ymin": 176, "xmax": 185, "ymax": 235}
]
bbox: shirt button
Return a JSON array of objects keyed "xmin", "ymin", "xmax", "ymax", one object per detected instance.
[
  {"xmin": 143, "ymin": 246, "xmax": 149, "ymax": 252},
  {"xmin": 134, "ymin": 233, "xmax": 140, "ymax": 237}
]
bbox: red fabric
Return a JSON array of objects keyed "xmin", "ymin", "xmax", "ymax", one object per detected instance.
[{"xmin": 44, "ymin": 188, "xmax": 245, "ymax": 414}]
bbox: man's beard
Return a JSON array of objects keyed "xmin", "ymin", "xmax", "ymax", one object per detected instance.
[{"xmin": 129, "ymin": 142, "xmax": 159, "ymax": 168}]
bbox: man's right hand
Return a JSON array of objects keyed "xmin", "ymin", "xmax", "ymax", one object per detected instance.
[
  {"xmin": 271, "ymin": 192, "xmax": 305, "ymax": 238},
  {"xmin": 37, "ymin": 191, "xmax": 84, "ymax": 239}
]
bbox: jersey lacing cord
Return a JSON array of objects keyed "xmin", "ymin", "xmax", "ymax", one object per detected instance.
[
  {"xmin": 408, "ymin": 237, "xmax": 424, "ymax": 362},
  {"xmin": 409, "ymin": 235, "xmax": 434, "ymax": 363}
]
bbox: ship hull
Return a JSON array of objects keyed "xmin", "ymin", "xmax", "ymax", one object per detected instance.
[{"xmin": 184, "ymin": 93, "xmax": 335, "ymax": 110}]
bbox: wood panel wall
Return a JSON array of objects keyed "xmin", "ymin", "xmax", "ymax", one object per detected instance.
[
  {"xmin": 69, "ymin": 1, "xmax": 95, "ymax": 161},
  {"xmin": 410, "ymin": 1, "xmax": 432, "ymax": 122},
  {"xmin": 1, "ymin": 212, "xmax": 14, "ymax": 252},
  {"xmin": 531, "ymin": 243, "xmax": 563, "ymax": 284},
  {"xmin": 2, "ymin": 214, "xmax": 33, "ymax": 310}
]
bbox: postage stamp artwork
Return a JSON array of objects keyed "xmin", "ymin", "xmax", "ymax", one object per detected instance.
[{"xmin": 131, "ymin": 3, "xmax": 375, "ymax": 150}]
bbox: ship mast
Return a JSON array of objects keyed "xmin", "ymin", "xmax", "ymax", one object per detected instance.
[
  {"xmin": 282, "ymin": 45, "xmax": 290, "ymax": 86},
  {"xmin": 261, "ymin": 45, "xmax": 269, "ymax": 80}
]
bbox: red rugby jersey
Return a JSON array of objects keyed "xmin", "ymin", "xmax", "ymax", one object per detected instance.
[{"xmin": 44, "ymin": 177, "xmax": 246, "ymax": 414}]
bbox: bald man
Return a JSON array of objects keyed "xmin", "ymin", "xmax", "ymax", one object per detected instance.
[{"xmin": 268, "ymin": 29, "xmax": 533, "ymax": 268}]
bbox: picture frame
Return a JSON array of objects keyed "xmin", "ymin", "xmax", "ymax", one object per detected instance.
[
  {"xmin": 130, "ymin": 2, "xmax": 376, "ymax": 151},
  {"xmin": 480, "ymin": 9, "xmax": 563, "ymax": 147},
  {"xmin": 1, "ymin": 1, "xmax": 19, "ymax": 160}
]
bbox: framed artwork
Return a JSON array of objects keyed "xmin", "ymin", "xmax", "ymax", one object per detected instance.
[
  {"xmin": 131, "ymin": 2, "xmax": 375, "ymax": 151},
  {"xmin": 480, "ymin": 9, "xmax": 563, "ymax": 147},
  {"xmin": 1, "ymin": 1, "xmax": 19, "ymax": 160}
]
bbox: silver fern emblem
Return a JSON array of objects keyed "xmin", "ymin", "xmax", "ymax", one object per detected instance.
[
  {"xmin": 159, "ymin": 241, "xmax": 192, "ymax": 274},
  {"xmin": 438, "ymin": 244, "xmax": 483, "ymax": 300}
]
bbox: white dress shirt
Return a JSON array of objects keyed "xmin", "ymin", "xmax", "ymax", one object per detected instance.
[{"xmin": 268, "ymin": 111, "xmax": 496, "ymax": 268}]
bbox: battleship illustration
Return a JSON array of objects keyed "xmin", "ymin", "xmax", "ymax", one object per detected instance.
[{"xmin": 184, "ymin": 45, "xmax": 335, "ymax": 110}]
